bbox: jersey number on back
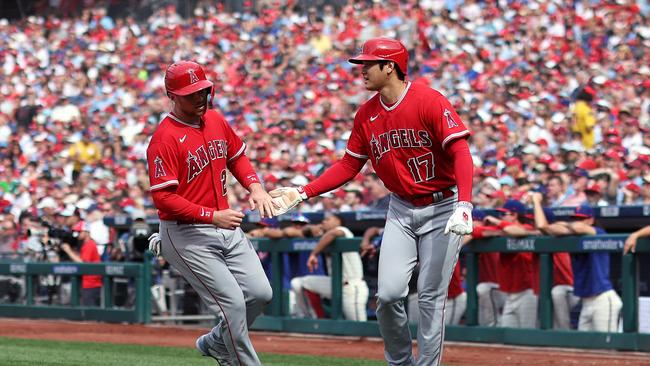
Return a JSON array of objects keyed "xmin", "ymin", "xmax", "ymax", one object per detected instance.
[{"xmin": 406, "ymin": 152, "xmax": 435, "ymax": 183}]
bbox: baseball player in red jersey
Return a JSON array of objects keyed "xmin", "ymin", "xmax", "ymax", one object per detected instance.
[
  {"xmin": 146, "ymin": 60, "xmax": 274, "ymax": 365},
  {"xmin": 271, "ymin": 37, "xmax": 474, "ymax": 366}
]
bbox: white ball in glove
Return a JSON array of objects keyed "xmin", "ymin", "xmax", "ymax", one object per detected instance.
[{"xmin": 444, "ymin": 201, "xmax": 474, "ymax": 236}]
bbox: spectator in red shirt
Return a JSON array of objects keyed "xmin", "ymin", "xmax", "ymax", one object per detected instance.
[{"xmin": 60, "ymin": 221, "xmax": 102, "ymax": 307}]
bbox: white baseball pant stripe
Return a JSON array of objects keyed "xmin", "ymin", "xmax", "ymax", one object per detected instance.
[
  {"xmin": 160, "ymin": 221, "xmax": 272, "ymax": 366},
  {"xmin": 376, "ymin": 194, "xmax": 461, "ymax": 366}
]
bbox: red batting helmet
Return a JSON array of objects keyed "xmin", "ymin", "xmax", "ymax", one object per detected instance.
[
  {"xmin": 164, "ymin": 60, "xmax": 213, "ymax": 96},
  {"xmin": 348, "ymin": 37, "xmax": 408, "ymax": 74}
]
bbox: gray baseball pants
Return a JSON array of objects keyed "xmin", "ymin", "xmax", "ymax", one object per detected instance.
[
  {"xmin": 160, "ymin": 221, "xmax": 272, "ymax": 366},
  {"xmin": 376, "ymin": 194, "xmax": 461, "ymax": 366}
]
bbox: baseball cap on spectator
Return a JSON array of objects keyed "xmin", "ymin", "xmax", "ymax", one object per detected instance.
[
  {"xmin": 506, "ymin": 157, "xmax": 522, "ymax": 169},
  {"xmin": 606, "ymin": 135, "xmax": 622, "ymax": 145},
  {"xmin": 585, "ymin": 184, "xmax": 601, "ymax": 195},
  {"xmin": 290, "ymin": 213, "xmax": 310, "ymax": 224},
  {"xmin": 72, "ymin": 221, "xmax": 90, "ymax": 232},
  {"xmin": 497, "ymin": 199, "xmax": 526, "ymax": 216},
  {"xmin": 571, "ymin": 204, "xmax": 594, "ymax": 219},
  {"xmin": 538, "ymin": 153, "xmax": 554, "ymax": 165},
  {"xmin": 37, "ymin": 197, "xmax": 58, "ymax": 209},
  {"xmin": 60, "ymin": 205, "xmax": 76, "ymax": 217},
  {"xmin": 522, "ymin": 144, "xmax": 541, "ymax": 155},
  {"xmin": 472, "ymin": 209, "xmax": 486, "ymax": 221},
  {"xmin": 577, "ymin": 159, "xmax": 598, "ymax": 170},
  {"xmin": 499, "ymin": 176, "xmax": 515, "ymax": 187},
  {"xmin": 488, "ymin": 190, "xmax": 507, "ymax": 201},
  {"xmin": 257, "ymin": 217, "xmax": 279, "ymax": 228}
]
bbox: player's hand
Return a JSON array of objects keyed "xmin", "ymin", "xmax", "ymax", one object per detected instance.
[
  {"xmin": 360, "ymin": 241, "xmax": 377, "ymax": 258},
  {"xmin": 269, "ymin": 186, "xmax": 307, "ymax": 215},
  {"xmin": 306, "ymin": 253, "xmax": 319, "ymax": 272},
  {"xmin": 148, "ymin": 232, "xmax": 161, "ymax": 257},
  {"xmin": 624, "ymin": 234, "xmax": 638, "ymax": 254},
  {"xmin": 444, "ymin": 201, "xmax": 474, "ymax": 236},
  {"xmin": 212, "ymin": 209, "xmax": 245, "ymax": 230},
  {"xmin": 248, "ymin": 183, "xmax": 275, "ymax": 218}
]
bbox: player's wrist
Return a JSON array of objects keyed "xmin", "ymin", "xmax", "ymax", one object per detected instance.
[
  {"xmin": 457, "ymin": 201, "xmax": 473, "ymax": 210},
  {"xmin": 296, "ymin": 186, "xmax": 308, "ymax": 200}
]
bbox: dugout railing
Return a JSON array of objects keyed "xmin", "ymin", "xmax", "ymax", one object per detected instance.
[
  {"xmin": 249, "ymin": 235, "xmax": 650, "ymax": 352},
  {"xmin": 0, "ymin": 252, "xmax": 153, "ymax": 323}
]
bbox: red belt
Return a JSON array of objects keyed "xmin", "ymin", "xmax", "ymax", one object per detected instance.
[{"xmin": 398, "ymin": 188, "xmax": 455, "ymax": 207}]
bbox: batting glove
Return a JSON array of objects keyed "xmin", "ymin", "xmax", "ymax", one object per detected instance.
[
  {"xmin": 148, "ymin": 232, "xmax": 162, "ymax": 257},
  {"xmin": 269, "ymin": 186, "xmax": 308, "ymax": 215},
  {"xmin": 444, "ymin": 201, "xmax": 474, "ymax": 236}
]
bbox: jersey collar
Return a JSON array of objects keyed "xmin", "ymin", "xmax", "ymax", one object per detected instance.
[
  {"xmin": 380, "ymin": 81, "xmax": 411, "ymax": 111},
  {"xmin": 167, "ymin": 112, "xmax": 202, "ymax": 128}
]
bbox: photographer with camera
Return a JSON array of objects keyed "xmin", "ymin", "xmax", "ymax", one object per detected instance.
[{"xmin": 59, "ymin": 221, "xmax": 102, "ymax": 307}]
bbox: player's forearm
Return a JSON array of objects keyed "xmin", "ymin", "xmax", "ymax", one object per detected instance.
[
  {"xmin": 532, "ymin": 201, "xmax": 550, "ymax": 231},
  {"xmin": 311, "ymin": 231, "xmax": 338, "ymax": 256},
  {"xmin": 446, "ymin": 138, "xmax": 473, "ymax": 202},
  {"xmin": 304, "ymin": 154, "xmax": 366, "ymax": 198},
  {"xmin": 227, "ymin": 155, "xmax": 261, "ymax": 189},
  {"xmin": 151, "ymin": 188, "xmax": 214, "ymax": 224}
]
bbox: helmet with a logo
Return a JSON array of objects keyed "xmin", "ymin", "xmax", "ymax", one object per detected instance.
[
  {"xmin": 164, "ymin": 60, "xmax": 213, "ymax": 96},
  {"xmin": 348, "ymin": 37, "xmax": 409, "ymax": 74}
]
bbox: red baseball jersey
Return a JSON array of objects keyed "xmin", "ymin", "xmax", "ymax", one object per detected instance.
[
  {"xmin": 147, "ymin": 111, "xmax": 249, "ymax": 221},
  {"xmin": 448, "ymin": 260, "xmax": 464, "ymax": 299},
  {"xmin": 497, "ymin": 223, "xmax": 535, "ymax": 293},
  {"xmin": 531, "ymin": 252, "xmax": 574, "ymax": 295},
  {"xmin": 345, "ymin": 82, "xmax": 470, "ymax": 199}
]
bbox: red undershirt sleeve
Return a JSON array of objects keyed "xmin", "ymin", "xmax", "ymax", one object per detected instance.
[
  {"xmin": 446, "ymin": 137, "xmax": 473, "ymax": 203},
  {"xmin": 303, "ymin": 154, "xmax": 367, "ymax": 198},
  {"xmin": 151, "ymin": 187, "xmax": 214, "ymax": 224}
]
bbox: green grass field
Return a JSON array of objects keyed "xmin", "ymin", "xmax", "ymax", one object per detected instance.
[{"xmin": 0, "ymin": 337, "xmax": 386, "ymax": 366}]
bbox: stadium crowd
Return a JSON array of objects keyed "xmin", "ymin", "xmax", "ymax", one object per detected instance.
[{"xmin": 0, "ymin": 0, "xmax": 649, "ymax": 260}]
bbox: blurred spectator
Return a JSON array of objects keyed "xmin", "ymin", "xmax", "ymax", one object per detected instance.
[
  {"xmin": 66, "ymin": 130, "xmax": 101, "ymax": 182},
  {"xmin": 572, "ymin": 87, "xmax": 597, "ymax": 150},
  {"xmin": 291, "ymin": 213, "xmax": 369, "ymax": 320},
  {"xmin": 533, "ymin": 203, "xmax": 622, "ymax": 333},
  {"xmin": 363, "ymin": 172, "xmax": 390, "ymax": 210},
  {"xmin": 60, "ymin": 221, "xmax": 102, "ymax": 307}
]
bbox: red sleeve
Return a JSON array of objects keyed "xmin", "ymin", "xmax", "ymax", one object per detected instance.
[
  {"xmin": 426, "ymin": 93, "xmax": 470, "ymax": 149},
  {"xmin": 303, "ymin": 153, "xmax": 366, "ymax": 198},
  {"xmin": 446, "ymin": 138, "xmax": 473, "ymax": 202},
  {"xmin": 147, "ymin": 142, "xmax": 179, "ymax": 191},
  {"xmin": 498, "ymin": 221, "xmax": 515, "ymax": 230},
  {"xmin": 80, "ymin": 242, "xmax": 100, "ymax": 263},
  {"xmin": 151, "ymin": 187, "xmax": 214, "ymax": 224},
  {"xmin": 227, "ymin": 152, "xmax": 260, "ymax": 189}
]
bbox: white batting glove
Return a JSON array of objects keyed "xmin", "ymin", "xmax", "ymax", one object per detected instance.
[
  {"xmin": 444, "ymin": 201, "xmax": 474, "ymax": 236},
  {"xmin": 269, "ymin": 186, "xmax": 308, "ymax": 215},
  {"xmin": 148, "ymin": 232, "xmax": 162, "ymax": 257}
]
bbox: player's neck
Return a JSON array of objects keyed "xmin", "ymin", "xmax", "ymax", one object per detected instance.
[
  {"xmin": 170, "ymin": 110, "xmax": 201, "ymax": 126},
  {"xmin": 379, "ymin": 79, "xmax": 408, "ymax": 106}
]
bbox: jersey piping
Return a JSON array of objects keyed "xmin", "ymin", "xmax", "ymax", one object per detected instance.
[
  {"xmin": 442, "ymin": 130, "xmax": 471, "ymax": 149},
  {"xmin": 345, "ymin": 148, "xmax": 368, "ymax": 159},
  {"xmin": 379, "ymin": 82, "xmax": 411, "ymax": 111},
  {"xmin": 166, "ymin": 113, "xmax": 202, "ymax": 128},
  {"xmin": 227, "ymin": 143, "xmax": 247, "ymax": 162},
  {"xmin": 150, "ymin": 179, "xmax": 179, "ymax": 191}
]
